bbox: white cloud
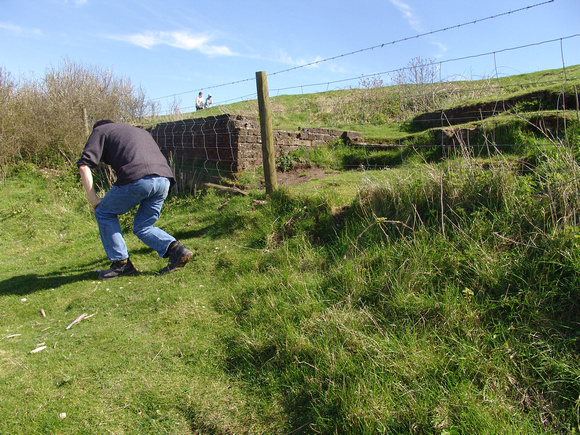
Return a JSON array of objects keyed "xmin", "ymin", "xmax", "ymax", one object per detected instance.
[
  {"xmin": 389, "ymin": 0, "xmax": 423, "ymax": 32},
  {"xmin": 0, "ymin": 22, "xmax": 21, "ymax": 32},
  {"xmin": 276, "ymin": 50, "xmax": 323, "ymax": 68},
  {"xmin": 0, "ymin": 22, "xmax": 42, "ymax": 37},
  {"xmin": 431, "ymin": 41, "xmax": 448, "ymax": 59},
  {"xmin": 59, "ymin": 0, "xmax": 88, "ymax": 6},
  {"xmin": 109, "ymin": 30, "xmax": 234, "ymax": 56}
]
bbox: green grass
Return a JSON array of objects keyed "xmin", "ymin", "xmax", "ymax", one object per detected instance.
[
  {"xmin": 1, "ymin": 153, "xmax": 579, "ymax": 434},
  {"xmin": 2, "ymin": 65, "xmax": 580, "ymax": 434},
  {"xmin": 154, "ymin": 64, "xmax": 580, "ymax": 147},
  {"xmin": 0, "ymin": 166, "xmax": 278, "ymax": 433}
]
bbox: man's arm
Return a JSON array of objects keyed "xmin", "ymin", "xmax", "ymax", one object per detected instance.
[{"xmin": 78, "ymin": 165, "xmax": 101, "ymax": 211}]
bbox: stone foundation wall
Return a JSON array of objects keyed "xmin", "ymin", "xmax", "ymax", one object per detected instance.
[{"xmin": 147, "ymin": 114, "xmax": 362, "ymax": 173}]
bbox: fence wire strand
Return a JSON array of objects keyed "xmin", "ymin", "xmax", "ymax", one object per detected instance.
[{"xmin": 148, "ymin": 29, "xmax": 578, "ymax": 191}]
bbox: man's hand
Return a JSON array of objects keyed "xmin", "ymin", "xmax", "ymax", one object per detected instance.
[
  {"xmin": 78, "ymin": 165, "xmax": 101, "ymax": 213},
  {"xmin": 91, "ymin": 198, "xmax": 102, "ymax": 212}
]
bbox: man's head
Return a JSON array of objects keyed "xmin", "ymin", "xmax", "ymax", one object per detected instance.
[{"xmin": 93, "ymin": 120, "xmax": 114, "ymax": 130}]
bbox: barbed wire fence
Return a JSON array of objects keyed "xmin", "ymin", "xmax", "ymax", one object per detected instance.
[
  {"xmin": 144, "ymin": 0, "xmax": 579, "ymax": 192},
  {"xmin": 148, "ymin": 35, "xmax": 578, "ymax": 192},
  {"xmin": 151, "ymin": 0, "xmax": 560, "ymax": 116}
]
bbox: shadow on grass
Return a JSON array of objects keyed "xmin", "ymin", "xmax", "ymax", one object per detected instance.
[
  {"xmin": 0, "ymin": 246, "xmax": 181, "ymax": 296},
  {"xmin": 161, "ymin": 216, "xmax": 247, "ymax": 243},
  {"xmin": 0, "ymin": 264, "xmax": 175, "ymax": 296},
  {"xmin": 0, "ymin": 267, "xmax": 100, "ymax": 296},
  {"xmin": 0, "ymin": 223, "xmax": 221, "ymax": 298}
]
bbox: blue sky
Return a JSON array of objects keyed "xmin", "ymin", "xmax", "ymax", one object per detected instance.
[{"xmin": 1, "ymin": 0, "xmax": 579, "ymax": 113}]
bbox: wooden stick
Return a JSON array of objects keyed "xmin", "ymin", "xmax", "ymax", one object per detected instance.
[
  {"xmin": 203, "ymin": 183, "xmax": 248, "ymax": 196},
  {"xmin": 65, "ymin": 313, "xmax": 87, "ymax": 330}
]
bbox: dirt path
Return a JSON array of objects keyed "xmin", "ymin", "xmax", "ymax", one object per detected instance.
[{"xmin": 276, "ymin": 165, "xmax": 336, "ymax": 186}]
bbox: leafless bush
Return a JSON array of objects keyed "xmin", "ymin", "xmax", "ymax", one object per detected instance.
[
  {"xmin": 391, "ymin": 56, "xmax": 442, "ymax": 115},
  {"xmin": 322, "ymin": 75, "xmax": 401, "ymax": 126},
  {"xmin": 358, "ymin": 75, "xmax": 400, "ymax": 123},
  {"xmin": 1, "ymin": 57, "xmax": 150, "ymax": 168},
  {"xmin": 165, "ymin": 97, "xmax": 184, "ymax": 122},
  {"xmin": 0, "ymin": 68, "xmax": 19, "ymax": 181}
]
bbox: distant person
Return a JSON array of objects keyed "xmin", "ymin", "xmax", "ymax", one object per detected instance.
[
  {"xmin": 77, "ymin": 120, "xmax": 193, "ymax": 279},
  {"xmin": 204, "ymin": 93, "xmax": 213, "ymax": 109},
  {"xmin": 195, "ymin": 92, "xmax": 204, "ymax": 110}
]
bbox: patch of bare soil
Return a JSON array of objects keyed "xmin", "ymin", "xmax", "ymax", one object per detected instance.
[{"xmin": 276, "ymin": 164, "xmax": 336, "ymax": 185}]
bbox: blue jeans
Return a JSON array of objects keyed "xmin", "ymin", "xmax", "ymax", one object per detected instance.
[{"xmin": 94, "ymin": 176, "xmax": 175, "ymax": 261}]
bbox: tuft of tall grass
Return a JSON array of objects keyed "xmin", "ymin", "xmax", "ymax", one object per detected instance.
[{"xmin": 217, "ymin": 152, "xmax": 579, "ymax": 433}]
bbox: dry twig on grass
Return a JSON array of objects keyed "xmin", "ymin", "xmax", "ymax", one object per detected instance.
[{"xmin": 65, "ymin": 312, "xmax": 97, "ymax": 330}]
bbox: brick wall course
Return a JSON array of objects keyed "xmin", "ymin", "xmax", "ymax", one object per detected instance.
[{"xmin": 147, "ymin": 114, "xmax": 361, "ymax": 173}]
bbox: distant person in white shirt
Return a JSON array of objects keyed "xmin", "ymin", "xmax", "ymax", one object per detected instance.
[
  {"xmin": 204, "ymin": 94, "xmax": 213, "ymax": 109},
  {"xmin": 195, "ymin": 92, "xmax": 203, "ymax": 111}
]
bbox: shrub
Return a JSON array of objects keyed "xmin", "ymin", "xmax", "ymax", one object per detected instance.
[{"xmin": 0, "ymin": 58, "xmax": 149, "ymax": 168}]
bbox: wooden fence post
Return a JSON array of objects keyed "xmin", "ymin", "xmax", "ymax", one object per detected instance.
[{"xmin": 256, "ymin": 71, "xmax": 278, "ymax": 195}]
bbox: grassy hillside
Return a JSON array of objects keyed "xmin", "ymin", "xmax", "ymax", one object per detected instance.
[
  {"xmin": 1, "ymin": 150, "xmax": 579, "ymax": 433},
  {"xmin": 163, "ymin": 64, "xmax": 580, "ymax": 146},
  {"xmin": 1, "ymin": 66, "xmax": 579, "ymax": 434}
]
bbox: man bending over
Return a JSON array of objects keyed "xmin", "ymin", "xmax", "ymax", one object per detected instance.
[{"xmin": 78, "ymin": 120, "xmax": 192, "ymax": 279}]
